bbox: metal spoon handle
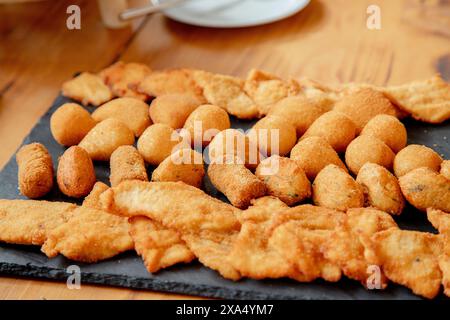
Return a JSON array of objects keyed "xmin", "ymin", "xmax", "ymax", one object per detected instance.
[{"xmin": 120, "ymin": 0, "xmax": 186, "ymax": 20}]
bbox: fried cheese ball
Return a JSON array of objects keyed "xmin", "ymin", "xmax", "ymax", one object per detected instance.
[
  {"xmin": 208, "ymin": 156, "xmax": 267, "ymax": 208},
  {"xmin": 441, "ymin": 160, "xmax": 450, "ymax": 179},
  {"xmin": 110, "ymin": 146, "xmax": 148, "ymax": 187},
  {"xmin": 290, "ymin": 136, "xmax": 347, "ymax": 180},
  {"xmin": 301, "ymin": 111, "xmax": 357, "ymax": 153},
  {"xmin": 149, "ymin": 94, "xmax": 201, "ymax": 129},
  {"xmin": 255, "ymin": 155, "xmax": 311, "ymax": 206},
  {"xmin": 345, "ymin": 135, "xmax": 395, "ymax": 175},
  {"xmin": 78, "ymin": 118, "xmax": 135, "ymax": 161},
  {"xmin": 207, "ymin": 129, "xmax": 258, "ymax": 168},
  {"xmin": 356, "ymin": 163, "xmax": 405, "ymax": 215},
  {"xmin": 360, "ymin": 114, "xmax": 407, "ymax": 153},
  {"xmin": 183, "ymin": 104, "xmax": 230, "ymax": 147},
  {"xmin": 151, "ymin": 148, "xmax": 205, "ymax": 188},
  {"xmin": 247, "ymin": 115, "xmax": 297, "ymax": 157},
  {"xmin": 267, "ymin": 96, "xmax": 329, "ymax": 136},
  {"xmin": 50, "ymin": 103, "xmax": 96, "ymax": 146},
  {"xmin": 393, "ymin": 144, "xmax": 443, "ymax": 177},
  {"xmin": 312, "ymin": 164, "xmax": 364, "ymax": 211},
  {"xmin": 57, "ymin": 146, "xmax": 96, "ymax": 198},
  {"xmin": 333, "ymin": 87, "xmax": 398, "ymax": 133},
  {"xmin": 137, "ymin": 123, "xmax": 189, "ymax": 166},
  {"xmin": 16, "ymin": 143, "xmax": 54, "ymax": 199},
  {"xmin": 91, "ymin": 97, "xmax": 151, "ymax": 137},
  {"xmin": 399, "ymin": 167, "xmax": 450, "ymax": 212}
]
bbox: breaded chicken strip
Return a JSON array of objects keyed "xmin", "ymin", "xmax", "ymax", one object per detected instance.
[
  {"xmin": 324, "ymin": 208, "xmax": 397, "ymax": 287},
  {"xmin": 101, "ymin": 180, "xmax": 242, "ymax": 280},
  {"xmin": 427, "ymin": 208, "xmax": 450, "ymax": 297},
  {"xmin": 129, "ymin": 216, "xmax": 195, "ymax": 273},
  {"xmin": 370, "ymin": 229, "xmax": 443, "ymax": 299},
  {"xmin": 82, "ymin": 181, "xmax": 110, "ymax": 210},
  {"xmin": 42, "ymin": 206, "xmax": 133, "ymax": 263},
  {"xmin": 0, "ymin": 200, "xmax": 76, "ymax": 245}
]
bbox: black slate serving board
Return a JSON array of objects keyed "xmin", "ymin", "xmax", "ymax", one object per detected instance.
[{"xmin": 0, "ymin": 94, "xmax": 449, "ymax": 300}]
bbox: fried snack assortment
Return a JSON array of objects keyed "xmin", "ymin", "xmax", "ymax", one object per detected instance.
[
  {"xmin": 16, "ymin": 143, "xmax": 54, "ymax": 199},
  {"xmin": 2, "ymin": 63, "xmax": 450, "ymax": 299},
  {"xmin": 57, "ymin": 146, "xmax": 96, "ymax": 198},
  {"xmin": 91, "ymin": 97, "xmax": 151, "ymax": 137},
  {"xmin": 50, "ymin": 103, "xmax": 97, "ymax": 146}
]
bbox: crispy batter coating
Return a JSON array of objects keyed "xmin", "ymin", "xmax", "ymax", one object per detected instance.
[
  {"xmin": 333, "ymin": 87, "xmax": 397, "ymax": 133},
  {"xmin": 345, "ymin": 135, "xmax": 395, "ymax": 175},
  {"xmin": 290, "ymin": 136, "xmax": 347, "ymax": 180},
  {"xmin": 110, "ymin": 146, "xmax": 148, "ymax": 187},
  {"xmin": 268, "ymin": 96, "xmax": 329, "ymax": 136},
  {"xmin": 99, "ymin": 61, "xmax": 151, "ymax": 100},
  {"xmin": 50, "ymin": 103, "xmax": 96, "ymax": 146},
  {"xmin": 57, "ymin": 146, "xmax": 96, "ymax": 198},
  {"xmin": 301, "ymin": 111, "xmax": 357, "ymax": 153},
  {"xmin": 399, "ymin": 167, "xmax": 450, "ymax": 212},
  {"xmin": 129, "ymin": 216, "xmax": 195, "ymax": 273},
  {"xmin": 248, "ymin": 115, "xmax": 297, "ymax": 157},
  {"xmin": 79, "ymin": 118, "xmax": 135, "ymax": 161},
  {"xmin": 238, "ymin": 196, "xmax": 288, "ymax": 224},
  {"xmin": 192, "ymin": 70, "xmax": 258, "ymax": 119},
  {"xmin": 427, "ymin": 208, "xmax": 450, "ymax": 297},
  {"xmin": 62, "ymin": 72, "xmax": 112, "ymax": 106},
  {"xmin": 356, "ymin": 163, "xmax": 405, "ymax": 215},
  {"xmin": 41, "ymin": 206, "xmax": 133, "ymax": 263},
  {"xmin": 137, "ymin": 123, "xmax": 189, "ymax": 166},
  {"xmin": 313, "ymin": 164, "xmax": 364, "ymax": 211},
  {"xmin": 0, "ymin": 199, "xmax": 75, "ymax": 245},
  {"xmin": 152, "ymin": 148, "xmax": 205, "ymax": 188},
  {"xmin": 255, "ymin": 156, "xmax": 311, "ymax": 206},
  {"xmin": 360, "ymin": 114, "xmax": 407, "ymax": 153},
  {"xmin": 149, "ymin": 94, "xmax": 201, "ymax": 129},
  {"xmin": 207, "ymin": 128, "xmax": 260, "ymax": 169},
  {"xmin": 101, "ymin": 180, "xmax": 242, "ymax": 280},
  {"xmin": 296, "ymin": 78, "xmax": 341, "ymax": 111},
  {"xmin": 137, "ymin": 69, "xmax": 205, "ymax": 101},
  {"xmin": 183, "ymin": 104, "xmax": 231, "ymax": 147},
  {"xmin": 441, "ymin": 160, "xmax": 450, "ymax": 180},
  {"xmin": 268, "ymin": 205, "xmax": 345, "ymax": 282},
  {"xmin": 91, "ymin": 97, "xmax": 151, "ymax": 137},
  {"xmin": 16, "ymin": 143, "xmax": 54, "ymax": 199},
  {"xmin": 370, "ymin": 229, "xmax": 443, "ymax": 299},
  {"xmin": 383, "ymin": 75, "xmax": 450, "ymax": 123},
  {"xmin": 393, "ymin": 144, "xmax": 443, "ymax": 177},
  {"xmin": 243, "ymin": 69, "xmax": 300, "ymax": 116},
  {"xmin": 324, "ymin": 208, "xmax": 397, "ymax": 287},
  {"xmin": 208, "ymin": 157, "xmax": 267, "ymax": 209},
  {"xmin": 82, "ymin": 181, "xmax": 109, "ymax": 209}
]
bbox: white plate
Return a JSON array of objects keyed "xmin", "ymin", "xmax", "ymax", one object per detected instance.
[{"xmin": 163, "ymin": 0, "xmax": 310, "ymax": 28}]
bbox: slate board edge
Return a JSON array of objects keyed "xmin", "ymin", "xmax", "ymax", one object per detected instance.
[{"xmin": 0, "ymin": 261, "xmax": 304, "ymax": 300}]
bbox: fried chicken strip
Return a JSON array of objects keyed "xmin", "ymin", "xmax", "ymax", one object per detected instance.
[
  {"xmin": 101, "ymin": 180, "xmax": 242, "ymax": 280},
  {"xmin": 129, "ymin": 216, "xmax": 195, "ymax": 273}
]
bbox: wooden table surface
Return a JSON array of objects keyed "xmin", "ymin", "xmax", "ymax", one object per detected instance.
[{"xmin": 0, "ymin": 0, "xmax": 448, "ymax": 300}]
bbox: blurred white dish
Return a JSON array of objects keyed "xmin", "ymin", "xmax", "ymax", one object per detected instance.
[{"xmin": 163, "ymin": 0, "xmax": 310, "ymax": 28}]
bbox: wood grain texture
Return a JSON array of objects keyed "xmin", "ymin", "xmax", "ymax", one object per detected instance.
[{"xmin": 0, "ymin": 0, "xmax": 448, "ymax": 299}]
